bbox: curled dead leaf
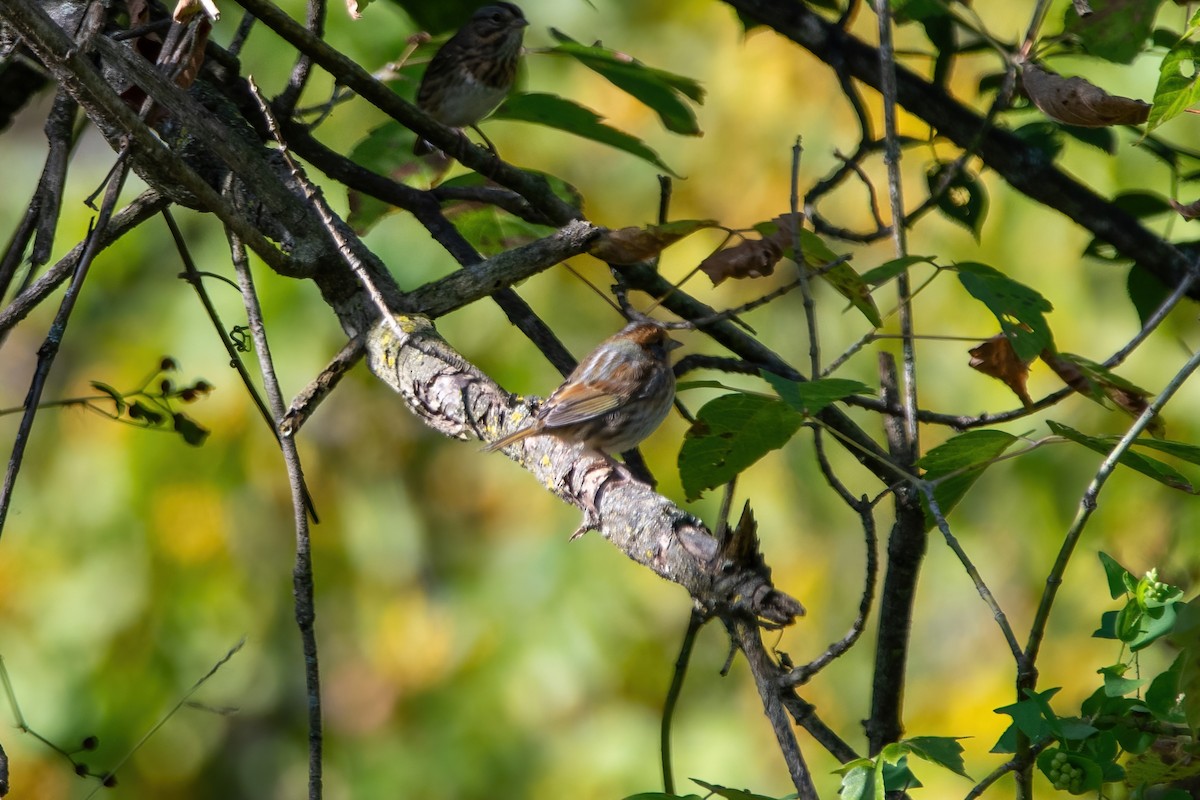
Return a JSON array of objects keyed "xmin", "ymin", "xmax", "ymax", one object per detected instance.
[
  {"xmin": 173, "ymin": 0, "xmax": 220, "ymax": 22},
  {"xmin": 589, "ymin": 219, "xmax": 715, "ymax": 265},
  {"xmin": 968, "ymin": 335, "xmax": 1033, "ymax": 408},
  {"xmin": 347, "ymin": 0, "xmax": 373, "ymax": 19},
  {"xmin": 698, "ymin": 212, "xmax": 804, "ymax": 285},
  {"xmin": 1169, "ymin": 197, "xmax": 1200, "ymax": 220},
  {"xmin": 1041, "ymin": 350, "xmax": 1164, "ymax": 436},
  {"xmin": 1021, "ymin": 63, "xmax": 1150, "ymax": 127},
  {"xmin": 699, "ymin": 238, "xmax": 783, "ymax": 285}
]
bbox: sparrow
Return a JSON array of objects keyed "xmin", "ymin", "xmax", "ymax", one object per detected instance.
[
  {"xmin": 413, "ymin": 3, "xmax": 528, "ymax": 155},
  {"xmin": 484, "ymin": 321, "xmax": 680, "ymax": 456}
]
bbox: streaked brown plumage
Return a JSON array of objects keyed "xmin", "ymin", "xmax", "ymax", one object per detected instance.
[
  {"xmin": 484, "ymin": 322, "xmax": 680, "ymax": 455},
  {"xmin": 414, "ymin": 3, "xmax": 527, "ymax": 154}
]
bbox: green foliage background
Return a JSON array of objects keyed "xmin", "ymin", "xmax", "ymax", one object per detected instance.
[{"xmin": 1, "ymin": 0, "xmax": 1198, "ymax": 797}]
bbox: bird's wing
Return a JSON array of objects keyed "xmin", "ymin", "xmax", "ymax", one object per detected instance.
[{"xmin": 539, "ymin": 384, "xmax": 622, "ymax": 427}]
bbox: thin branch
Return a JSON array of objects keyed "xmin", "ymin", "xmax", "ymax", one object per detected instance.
[
  {"xmin": 228, "ymin": 233, "xmax": 323, "ymax": 800},
  {"xmin": 790, "ymin": 138, "xmax": 821, "ymax": 377},
  {"xmin": 920, "ymin": 483, "xmax": 1022, "ymax": 662},
  {"xmin": 1024, "ymin": 347, "xmax": 1200, "ymax": 668},
  {"xmin": 274, "ymin": 0, "xmax": 326, "ymax": 117},
  {"xmin": 730, "ymin": 616, "xmax": 818, "ymax": 800},
  {"xmin": 0, "ymin": 191, "xmax": 169, "ymax": 337},
  {"xmin": 0, "ymin": 152, "xmax": 129, "ymax": 539},
  {"xmin": 661, "ymin": 610, "xmax": 705, "ymax": 795},
  {"xmin": 783, "ymin": 495, "xmax": 877, "ymax": 685},
  {"xmin": 280, "ymin": 336, "xmax": 366, "ymax": 436}
]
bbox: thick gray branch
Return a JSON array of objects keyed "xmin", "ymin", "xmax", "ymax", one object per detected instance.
[
  {"xmin": 0, "ymin": 0, "xmax": 296, "ymax": 275},
  {"xmin": 400, "ymin": 220, "xmax": 601, "ymax": 316},
  {"xmin": 365, "ymin": 314, "xmax": 805, "ymax": 625}
]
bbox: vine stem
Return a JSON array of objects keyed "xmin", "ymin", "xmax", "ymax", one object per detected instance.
[
  {"xmin": 1012, "ymin": 338, "xmax": 1200, "ymax": 794},
  {"xmin": 1025, "ymin": 344, "xmax": 1200, "ymax": 667}
]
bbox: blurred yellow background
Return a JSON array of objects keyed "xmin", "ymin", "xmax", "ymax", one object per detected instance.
[{"xmin": 0, "ymin": 0, "xmax": 1197, "ymax": 797}]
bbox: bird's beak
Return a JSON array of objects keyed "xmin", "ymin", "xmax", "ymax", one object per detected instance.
[{"xmin": 666, "ymin": 337, "xmax": 683, "ymax": 352}]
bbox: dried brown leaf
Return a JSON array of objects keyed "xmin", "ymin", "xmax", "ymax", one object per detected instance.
[
  {"xmin": 347, "ymin": 0, "xmax": 373, "ymax": 19},
  {"xmin": 699, "ymin": 238, "xmax": 783, "ymax": 285},
  {"xmin": 173, "ymin": 21, "xmax": 210, "ymax": 90},
  {"xmin": 128, "ymin": 0, "xmax": 152, "ymax": 25},
  {"xmin": 589, "ymin": 220, "xmax": 714, "ymax": 265},
  {"xmin": 1169, "ymin": 197, "xmax": 1200, "ymax": 220},
  {"xmin": 173, "ymin": 0, "xmax": 219, "ymax": 22},
  {"xmin": 968, "ymin": 335, "xmax": 1033, "ymax": 408},
  {"xmin": 1042, "ymin": 350, "xmax": 1164, "ymax": 435},
  {"xmin": 1021, "ymin": 63, "xmax": 1150, "ymax": 127}
]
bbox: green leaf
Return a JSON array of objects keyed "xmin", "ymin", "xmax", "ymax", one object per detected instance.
[
  {"xmin": 1059, "ymin": 717, "xmax": 1099, "ymax": 741},
  {"xmin": 347, "ymin": 121, "xmax": 447, "ymax": 233},
  {"xmin": 881, "ymin": 756, "xmax": 922, "ymax": 792},
  {"xmin": 1116, "ymin": 602, "xmax": 1144, "ymax": 643},
  {"xmin": 1126, "ymin": 267, "xmax": 1171, "ymax": 329},
  {"xmin": 836, "ymin": 762, "xmax": 875, "ymax": 800},
  {"xmin": 903, "ymin": 737, "xmax": 971, "ymax": 779},
  {"xmin": 172, "ymin": 412, "xmax": 210, "ymax": 447},
  {"xmin": 917, "ymin": 430, "xmax": 1019, "ymax": 531},
  {"xmin": 391, "ymin": 0, "xmax": 491, "ymax": 34},
  {"xmin": 1125, "ymin": 436, "xmax": 1200, "ymax": 467},
  {"xmin": 817, "ymin": 259, "xmax": 883, "ymax": 327},
  {"xmin": 494, "ymin": 93, "xmax": 679, "ymax": 175},
  {"xmin": 995, "ymin": 687, "xmax": 1062, "ymax": 743},
  {"xmin": 688, "ymin": 779, "xmax": 779, "ymax": 800},
  {"xmin": 955, "ymin": 262, "xmax": 1054, "ymax": 361},
  {"xmin": 1047, "ymin": 421, "xmax": 1197, "ymax": 493},
  {"xmin": 762, "ymin": 374, "xmax": 872, "ymax": 414},
  {"xmin": 443, "ymin": 203, "xmax": 555, "ymax": 257},
  {"xmin": 1013, "ymin": 121, "xmax": 1064, "ymax": 162},
  {"xmin": 89, "ymin": 381, "xmax": 126, "ymax": 415},
  {"xmin": 1066, "ymin": 0, "xmax": 1164, "ymax": 65},
  {"xmin": 1099, "ymin": 663, "xmax": 1145, "ymax": 696},
  {"xmin": 1099, "ymin": 552, "xmax": 1133, "ymax": 599},
  {"xmin": 773, "ymin": 227, "xmax": 882, "ymax": 326},
  {"xmin": 893, "ymin": 0, "xmax": 947, "ymax": 23},
  {"xmin": 1145, "ymin": 652, "xmax": 1185, "ymax": 722},
  {"xmin": 439, "ymin": 169, "xmax": 583, "ymax": 212},
  {"xmin": 1132, "ymin": 602, "xmax": 1179, "ymax": 651},
  {"xmin": 791, "ymin": 226, "xmax": 839, "ymax": 264},
  {"xmin": 927, "ymin": 162, "xmax": 988, "ymax": 239},
  {"xmin": 678, "ymin": 394, "xmax": 804, "ymax": 501},
  {"xmin": 1147, "ymin": 41, "xmax": 1200, "ymax": 134},
  {"xmin": 860, "ymin": 255, "xmax": 936, "ymax": 286},
  {"xmin": 1093, "ymin": 610, "xmax": 1120, "ymax": 639},
  {"xmin": 1113, "ymin": 191, "xmax": 1174, "ymax": 219},
  {"xmin": 1060, "ymin": 123, "xmax": 1117, "ymax": 154},
  {"xmin": 548, "ymin": 30, "xmax": 704, "ymax": 136}
]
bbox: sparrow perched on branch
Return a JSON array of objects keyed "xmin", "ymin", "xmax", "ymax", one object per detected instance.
[
  {"xmin": 484, "ymin": 321, "xmax": 681, "ymax": 456},
  {"xmin": 414, "ymin": 2, "xmax": 528, "ymax": 155}
]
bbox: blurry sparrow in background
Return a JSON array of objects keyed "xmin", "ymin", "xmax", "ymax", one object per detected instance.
[{"xmin": 413, "ymin": 3, "xmax": 527, "ymax": 156}]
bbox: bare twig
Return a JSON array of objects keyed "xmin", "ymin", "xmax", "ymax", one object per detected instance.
[
  {"xmin": 783, "ymin": 496, "xmax": 877, "ymax": 685},
  {"xmin": 228, "ymin": 233, "xmax": 323, "ymax": 800},
  {"xmin": 661, "ymin": 610, "xmax": 705, "ymax": 794},
  {"xmin": 730, "ymin": 616, "xmax": 818, "ymax": 800},
  {"xmin": 281, "ymin": 336, "xmax": 366, "ymax": 436},
  {"xmin": 0, "ymin": 153, "xmax": 129, "ymax": 539}
]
